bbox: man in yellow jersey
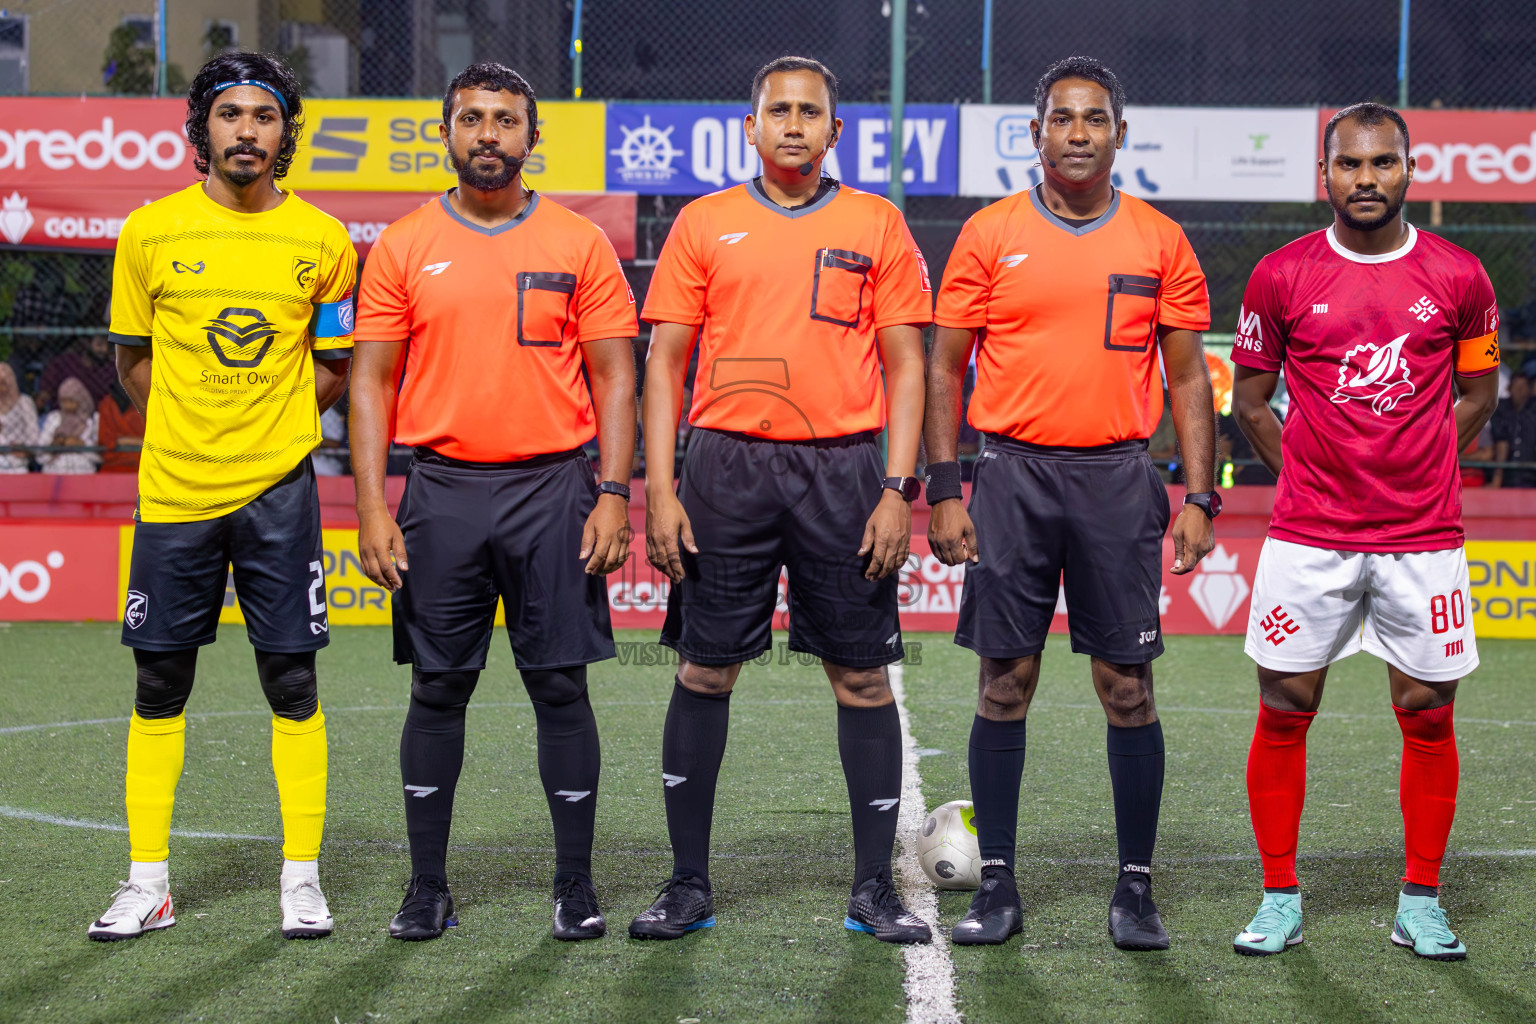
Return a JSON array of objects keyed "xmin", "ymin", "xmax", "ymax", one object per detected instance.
[{"xmin": 89, "ymin": 52, "xmax": 356, "ymax": 942}]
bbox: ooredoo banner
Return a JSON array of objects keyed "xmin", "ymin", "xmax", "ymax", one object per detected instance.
[
  {"xmin": 1318, "ymin": 109, "xmax": 1536, "ymax": 203},
  {"xmin": 960, "ymin": 104, "xmax": 1319, "ymax": 200}
]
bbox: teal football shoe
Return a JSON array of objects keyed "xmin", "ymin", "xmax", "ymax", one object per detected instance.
[
  {"xmin": 1391, "ymin": 893, "xmax": 1466, "ymax": 960},
  {"xmin": 1233, "ymin": 891, "xmax": 1303, "ymax": 956}
]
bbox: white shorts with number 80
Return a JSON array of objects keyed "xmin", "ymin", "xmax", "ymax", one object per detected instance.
[{"xmin": 1243, "ymin": 537, "xmax": 1478, "ymax": 682}]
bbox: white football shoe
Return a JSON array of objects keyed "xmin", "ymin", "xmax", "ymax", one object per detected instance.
[
  {"xmin": 281, "ymin": 877, "xmax": 334, "ymax": 939},
  {"xmin": 87, "ymin": 880, "xmax": 175, "ymax": 941}
]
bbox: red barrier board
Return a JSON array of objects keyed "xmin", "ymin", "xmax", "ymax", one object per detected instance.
[
  {"xmin": 1317, "ymin": 109, "xmax": 1536, "ymax": 203},
  {"xmin": 0, "ymin": 187, "xmax": 636, "ymax": 260},
  {"xmin": 0, "ymin": 522, "xmax": 120, "ymax": 621}
]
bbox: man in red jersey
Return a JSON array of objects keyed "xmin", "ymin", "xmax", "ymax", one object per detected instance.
[{"xmin": 1229, "ymin": 103, "xmax": 1500, "ymax": 960}]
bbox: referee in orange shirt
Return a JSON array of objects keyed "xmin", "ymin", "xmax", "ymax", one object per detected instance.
[
  {"xmin": 632, "ymin": 57, "xmax": 933, "ymax": 943},
  {"xmin": 926, "ymin": 57, "xmax": 1217, "ymax": 950},
  {"xmin": 350, "ymin": 63, "xmax": 638, "ymax": 943}
]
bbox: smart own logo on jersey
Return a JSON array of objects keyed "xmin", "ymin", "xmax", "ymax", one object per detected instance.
[
  {"xmin": 1332, "ymin": 333, "xmax": 1415, "ymax": 415},
  {"xmin": 204, "ymin": 307, "xmax": 280, "ymax": 369}
]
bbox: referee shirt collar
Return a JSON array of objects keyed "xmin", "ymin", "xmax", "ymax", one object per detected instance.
[
  {"xmin": 1029, "ymin": 184, "xmax": 1120, "ymax": 236},
  {"xmin": 438, "ymin": 189, "xmax": 540, "ymax": 235},
  {"xmin": 746, "ymin": 177, "xmax": 841, "ymax": 219}
]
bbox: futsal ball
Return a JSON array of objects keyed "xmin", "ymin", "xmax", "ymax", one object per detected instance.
[{"xmin": 917, "ymin": 800, "xmax": 981, "ymax": 890}]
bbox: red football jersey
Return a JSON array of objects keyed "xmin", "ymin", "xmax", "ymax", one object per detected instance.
[{"xmin": 1232, "ymin": 225, "xmax": 1500, "ymax": 553}]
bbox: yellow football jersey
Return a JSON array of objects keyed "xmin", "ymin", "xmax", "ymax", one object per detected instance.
[{"xmin": 110, "ymin": 184, "xmax": 357, "ymax": 522}]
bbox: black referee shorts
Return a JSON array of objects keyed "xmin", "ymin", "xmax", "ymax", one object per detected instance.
[
  {"xmin": 955, "ymin": 435, "xmax": 1170, "ymax": 664},
  {"xmin": 660, "ymin": 428, "xmax": 903, "ymax": 669},
  {"xmin": 122, "ymin": 458, "xmax": 328, "ymax": 653},
  {"xmin": 392, "ymin": 447, "xmax": 615, "ymax": 673}
]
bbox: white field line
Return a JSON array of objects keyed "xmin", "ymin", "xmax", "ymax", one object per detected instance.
[{"xmin": 889, "ymin": 663, "xmax": 961, "ymax": 1024}]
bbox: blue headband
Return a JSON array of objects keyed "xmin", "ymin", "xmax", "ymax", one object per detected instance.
[{"xmin": 212, "ymin": 79, "xmax": 289, "ymax": 114}]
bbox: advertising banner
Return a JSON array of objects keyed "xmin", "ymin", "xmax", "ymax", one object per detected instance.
[
  {"xmin": 1317, "ymin": 109, "xmax": 1536, "ymax": 203},
  {"xmin": 286, "ymin": 99, "xmax": 607, "ymax": 193},
  {"xmin": 4, "ymin": 521, "xmax": 1534, "ymax": 641},
  {"xmin": 605, "ymin": 103, "xmax": 958, "ymax": 196},
  {"xmin": 960, "ymin": 105, "xmax": 1319, "ymax": 201},
  {"xmin": 0, "ymin": 188, "xmax": 635, "ymax": 259},
  {"xmin": 0, "ymin": 97, "xmax": 617, "ymax": 253},
  {"xmin": 0, "ymin": 97, "xmax": 607, "ymax": 193}
]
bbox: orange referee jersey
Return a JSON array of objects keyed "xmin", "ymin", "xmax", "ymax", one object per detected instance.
[
  {"xmin": 643, "ymin": 182, "xmax": 932, "ymax": 440},
  {"xmin": 355, "ymin": 192, "xmax": 637, "ymax": 461},
  {"xmin": 937, "ymin": 187, "xmax": 1210, "ymax": 447}
]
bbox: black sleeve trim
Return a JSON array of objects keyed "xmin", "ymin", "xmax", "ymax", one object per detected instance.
[
  {"xmin": 109, "ymin": 332, "xmax": 151, "ymax": 347},
  {"xmin": 313, "ymin": 346, "xmax": 353, "ymax": 361}
]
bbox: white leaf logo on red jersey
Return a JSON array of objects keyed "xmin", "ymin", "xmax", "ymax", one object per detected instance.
[{"xmin": 1332, "ymin": 333, "xmax": 1415, "ymax": 415}]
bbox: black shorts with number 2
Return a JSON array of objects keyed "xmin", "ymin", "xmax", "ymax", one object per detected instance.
[{"xmin": 122, "ymin": 458, "xmax": 329, "ymax": 653}]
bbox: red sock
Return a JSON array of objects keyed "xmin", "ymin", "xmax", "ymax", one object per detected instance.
[
  {"xmin": 1394, "ymin": 702, "xmax": 1459, "ymax": 888},
  {"xmin": 1247, "ymin": 703, "xmax": 1316, "ymax": 888}
]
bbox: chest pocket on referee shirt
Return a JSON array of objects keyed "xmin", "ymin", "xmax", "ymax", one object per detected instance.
[
  {"xmin": 1104, "ymin": 274, "xmax": 1161, "ymax": 352},
  {"xmin": 810, "ymin": 249, "xmax": 873, "ymax": 328},
  {"xmin": 517, "ymin": 271, "xmax": 577, "ymax": 347}
]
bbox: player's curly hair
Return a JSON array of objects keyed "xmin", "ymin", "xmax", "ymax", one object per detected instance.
[
  {"xmin": 442, "ymin": 62, "xmax": 539, "ymax": 135},
  {"xmin": 751, "ymin": 56, "xmax": 839, "ymax": 124},
  {"xmin": 1034, "ymin": 56, "xmax": 1125, "ymax": 127},
  {"xmin": 1323, "ymin": 102, "xmax": 1411, "ymax": 158},
  {"xmin": 185, "ymin": 52, "xmax": 304, "ymax": 180}
]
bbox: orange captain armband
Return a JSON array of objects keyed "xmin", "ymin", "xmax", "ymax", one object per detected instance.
[{"xmin": 1455, "ymin": 331, "xmax": 1500, "ymax": 375}]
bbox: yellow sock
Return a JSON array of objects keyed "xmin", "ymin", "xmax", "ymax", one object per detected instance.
[
  {"xmin": 126, "ymin": 712, "xmax": 186, "ymax": 863},
  {"xmin": 272, "ymin": 707, "xmax": 327, "ymax": 861}
]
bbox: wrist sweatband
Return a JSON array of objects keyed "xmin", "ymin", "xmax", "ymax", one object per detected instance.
[{"xmin": 924, "ymin": 461, "xmax": 963, "ymax": 504}]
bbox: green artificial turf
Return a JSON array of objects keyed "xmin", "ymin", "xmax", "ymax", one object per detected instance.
[{"xmin": 0, "ymin": 624, "xmax": 1532, "ymax": 1023}]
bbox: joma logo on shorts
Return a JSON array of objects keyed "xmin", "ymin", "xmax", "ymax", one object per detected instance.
[
  {"xmin": 1444, "ymin": 639, "xmax": 1464, "ymax": 657},
  {"xmin": 1139, "ymin": 630, "xmax": 1158, "ymax": 644}
]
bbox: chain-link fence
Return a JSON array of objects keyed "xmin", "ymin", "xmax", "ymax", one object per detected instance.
[{"xmin": 3, "ymin": 1, "xmax": 1535, "ymax": 481}]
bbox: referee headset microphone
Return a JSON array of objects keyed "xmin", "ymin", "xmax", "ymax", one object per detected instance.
[{"xmin": 798, "ymin": 123, "xmax": 839, "ymax": 177}]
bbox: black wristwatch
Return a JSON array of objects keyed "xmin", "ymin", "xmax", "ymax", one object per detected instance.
[
  {"xmin": 1183, "ymin": 490, "xmax": 1222, "ymax": 519},
  {"xmin": 596, "ymin": 480, "xmax": 632, "ymax": 502},
  {"xmin": 883, "ymin": 476, "xmax": 922, "ymax": 502}
]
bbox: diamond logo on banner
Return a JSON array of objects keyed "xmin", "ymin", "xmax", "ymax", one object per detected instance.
[
  {"xmin": 1186, "ymin": 544, "xmax": 1250, "ymax": 629},
  {"xmin": 0, "ymin": 193, "xmax": 34, "ymax": 245}
]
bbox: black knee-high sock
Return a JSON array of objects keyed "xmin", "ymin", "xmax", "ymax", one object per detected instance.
[
  {"xmin": 399, "ymin": 670, "xmax": 477, "ymax": 881},
  {"xmin": 528, "ymin": 684, "xmax": 601, "ymax": 884},
  {"xmin": 838, "ymin": 702, "xmax": 904, "ymax": 887},
  {"xmin": 1107, "ymin": 720, "xmax": 1165, "ymax": 877},
  {"xmin": 969, "ymin": 715, "xmax": 1028, "ymax": 876},
  {"xmin": 661, "ymin": 680, "xmax": 731, "ymax": 883}
]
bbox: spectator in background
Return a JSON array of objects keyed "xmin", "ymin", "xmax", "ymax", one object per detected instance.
[
  {"xmin": 97, "ymin": 379, "xmax": 147, "ymax": 473},
  {"xmin": 37, "ymin": 377, "xmax": 99, "ymax": 474},
  {"xmin": 37, "ymin": 334, "xmax": 116, "ymax": 411},
  {"xmin": 0, "ymin": 364, "xmax": 39, "ymax": 473},
  {"xmin": 5, "ymin": 336, "xmax": 47, "ymax": 400},
  {"xmin": 1490, "ymin": 370, "xmax": 1536, "ymax": 488}
]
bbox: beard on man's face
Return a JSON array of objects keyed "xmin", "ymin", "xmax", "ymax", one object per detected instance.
[
  {"xmin": 451, "ymin": 144, "xmax": 523, "ymax": 192},
  {"xmin": 1330, "ymin": 181, "xmax": 1406, "ymax": 233},
  {"xmin": 219, "ymin": 144, "xmax": 269, "ymax": 187}
]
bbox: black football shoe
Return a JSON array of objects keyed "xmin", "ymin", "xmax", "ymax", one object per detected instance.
[
  {"xmin": 1108, "ymin": 871, "xmax": 1169, "ymax": 951},
  {"xmin": 845, "ymin": 870, "xmax": 933, "ymax": 944},
  {"xmin": 628, "ymin": 876, "xmax": 715, "ymax": 940},
  {"xmin": 951, "ymin": 871, "xmax": 1023, "ymax": 946},
  {"xmin": 389, "ymin": 875, "xmax": 456, "ymax": 941},
  {"xmin": 552, "ymin": 875, "xmax": 606, "ymax": 941}
]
